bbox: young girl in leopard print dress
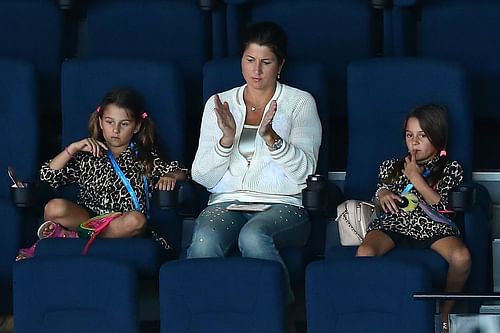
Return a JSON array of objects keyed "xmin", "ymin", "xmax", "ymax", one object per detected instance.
[
  {"xmin": 17, "ymin": 87, "xmax": 187, "ymax": 259},
  {"xmin": 356, "ymin": 104, "xmax": 470, "ymax": 333}
]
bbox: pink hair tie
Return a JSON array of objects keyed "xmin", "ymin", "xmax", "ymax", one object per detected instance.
[{"xmin": 141, "ymin": 112, "xmax": 148, "ymax": 119}]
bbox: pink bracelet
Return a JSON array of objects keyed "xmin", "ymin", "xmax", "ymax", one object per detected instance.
[{"xmin": 64, "ymin": 147, "xmax": 73, "ymax": 158}]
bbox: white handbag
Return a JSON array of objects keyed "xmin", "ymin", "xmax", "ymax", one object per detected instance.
[{"xmin": 335, "ymin": 200, "xmax": 375, "ymax": 246}]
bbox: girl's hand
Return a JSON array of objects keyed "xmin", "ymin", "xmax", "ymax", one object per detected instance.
[
  {"xmin": 213, "ymin": 94, "xmax": 236, "ymax": 147},
  {"xmin": 377, "ymin": 188, "xmax": 404, "ymax": 215},
  {"xmin": 156, "ymin": 174, "xmax": 177, "ymax": 191},
  {"xmin": 69, "ymin": 138, "xmax": 108, "ymax": 157},
  {"xmin": 258, "ymin": 100, "xmax": 278, "ymax": 141},
  {"xmin": 403, "ymin": 150, "xmax": 423, "ymax": 181}
]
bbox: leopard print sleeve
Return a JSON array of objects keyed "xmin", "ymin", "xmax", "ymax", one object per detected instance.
[
  {"xmin": 431, "ymin": 160, "xmax": 464, "ymax": 210},
  {"xmin": 39, "ymin": 154, "xmax": 81, "ymax": 188},
  {"xmin": 376, "ymin": 158, "xmax": 398, "ymax": 193},
  {"xmin": 150, "ymin": 149, "xmax": 184, "ymax": 178}
]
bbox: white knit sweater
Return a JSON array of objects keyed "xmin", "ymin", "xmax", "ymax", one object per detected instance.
[{"xmin": 192, "ymin": 82, "xmax": 322, "ymax": 206}]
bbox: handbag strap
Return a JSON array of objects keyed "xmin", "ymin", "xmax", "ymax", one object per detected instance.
[
  {"xmin": 81, "ymin": 213, "xmax": 122, "ymax": 255},
  {"xmin": 336, "ymin": 201, "xmax": 374, "ymax": 242}
]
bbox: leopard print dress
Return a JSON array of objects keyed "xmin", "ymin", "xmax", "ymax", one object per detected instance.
[
  {"xmin": 40, "ymin": 146, "xmax": 182, "ymax": 215},
  {"xmin": 367, "ymin": 156, "xmax": 463, "ymax": 240}
]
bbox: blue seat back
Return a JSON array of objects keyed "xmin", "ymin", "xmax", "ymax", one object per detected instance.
[
  {"xmin": 62, "ymin": 58, "xmax": 185, "ymax": 162},
  {"xmin": 86, "ymin": 0, "xmax": 221, "ymax": 162},
  {"xmin": 0, "ymin": 59, "xmax": 39, "ymax": 314},
  {"xmin": 345, "ymin": 58, "xmax": 472, "ymax": 200},
  {"xmin": 225, "ymin": 0, "xmax": 376, "ymax": 169},
  {"xmin": 306, "ymin": 258, "xmax": 433, "ymax": 333},
  {"xmin": 160, "ymin": 257, "xmax": 284, "ymax": 333},
  {"xmin": 388, "ymin": 0, "xmax": 500, "ymax": 169},
  {"xmin": 13, "ymin": 256, "xmax": 139, "ymax": 333}
]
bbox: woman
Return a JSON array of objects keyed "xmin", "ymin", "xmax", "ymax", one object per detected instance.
[{"xmin": 187, "ymin": 21, "xmax": 322, "ymax": 307}]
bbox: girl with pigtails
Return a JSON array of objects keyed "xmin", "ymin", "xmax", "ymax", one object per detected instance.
[
  {"xmin": 17, "ymin": 87, "xmax": 187, "ymax": 260},
  {"xmin": 356, "ymin": 104, "xmax": 470, "ymax": 333}
]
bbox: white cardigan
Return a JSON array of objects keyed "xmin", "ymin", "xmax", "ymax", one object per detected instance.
[{"xmin": 192, "ymin": 82, "xmax": 322, "ymax": 206}]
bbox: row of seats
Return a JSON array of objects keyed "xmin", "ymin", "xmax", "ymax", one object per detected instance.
[
  {"xmin": 1, "ymin": 56, "xmax": 492, "ymax": 323},
  {"xmin": 13, "ymin": 256, "xmax": 434, "ymax": 333},
  {"xmin": 1, "ymin": 0, "xmax": 500, "ymax": 169}
]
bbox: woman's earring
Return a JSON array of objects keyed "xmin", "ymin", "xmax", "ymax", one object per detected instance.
[
  {"xmin": 277, "ymin": 73, "xmax": 281, "ymax": 80},
  {"xmin": 439, "ymin": 149, "xmax": 447, "ymax": 157}
]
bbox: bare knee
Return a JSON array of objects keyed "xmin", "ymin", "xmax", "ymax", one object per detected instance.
[
  {"xmin": 356, "ymin": 243, "xmax": 378, "ymax": 257},
  {"xmin": 44, "ymin": 198, "xmax": 70, "ymax": 220},
  {"xmin": 114, "ymin": 211, "xmax": 146, "ymax": 237},
  {"xmin": 448, "ymin": 247, "xmax": 472, "ymax": 272}
]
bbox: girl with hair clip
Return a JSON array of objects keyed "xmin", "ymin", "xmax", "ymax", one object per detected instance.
[
  {"xmin": 356, "ymin": 104, "xmax": 470, "ymax": 333},
  {"xmin": 17, "ymin": 87, "xmax": 187, "ymax": 260}
]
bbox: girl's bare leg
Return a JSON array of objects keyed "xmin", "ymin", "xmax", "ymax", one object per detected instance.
[
  {"xmin": 431, "ymin": 236, "xmax": 472, "ymax": 331},
  {"xmin": 356, "ymin": 230, "xmax": 395, "ymax": 257},
  {"xmin": 100, "ymin": 211, "xmax": 146, "ymax": 238},
  {"xmin": 43, "ymin": 198, "xmax": 91, "ymax": 233}
]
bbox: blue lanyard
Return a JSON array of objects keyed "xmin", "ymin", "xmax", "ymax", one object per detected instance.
[
  {"xmin": 401, "ymin": 168, "xmax": 431, "ymax": 194},
  {"xmin": 107, "ymin": 146, "xmax": 150, "ymax": 218}
]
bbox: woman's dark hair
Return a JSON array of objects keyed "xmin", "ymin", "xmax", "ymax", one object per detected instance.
[
  {"xmin": 242, "ymin": 21, "xmax": 288, "ymax": 65},
  {"xmin": 383, "ymin": 104, "xmax": 449, "ymax": 187},
  {"xmin": 88, "ymin": 86, "xmax": 157, "ymax": 177}
]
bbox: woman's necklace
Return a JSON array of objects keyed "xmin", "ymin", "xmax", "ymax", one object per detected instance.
[{"xmin": 244, "ymin": 88, "xmax": 272, "ymax": 113}]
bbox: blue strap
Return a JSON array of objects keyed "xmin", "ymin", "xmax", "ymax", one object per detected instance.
[
  {"xmin": 401, "ymin": 168, "xmax": 431, "ymax": 194},
  {"xmin": 107, "ymin": 147, "xmax": 150, "ymax": 219}
]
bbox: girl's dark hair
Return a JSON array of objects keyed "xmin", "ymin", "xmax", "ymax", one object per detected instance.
[
  {"xmin": 88, "ymin": 87, "xmax": 156, "ymax": 177},
  {"xmin": 383, "ymin": 104, "xmax": 449, "ymax": 187},
  {"xmin": 242, "ymin": 21, "xmax": 288, "ymax": 65}
]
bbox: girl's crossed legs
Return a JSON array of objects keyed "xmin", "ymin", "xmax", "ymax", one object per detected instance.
[{"xmin": 42, "ymin": 198, "xmax": 146, "ymax": 238}]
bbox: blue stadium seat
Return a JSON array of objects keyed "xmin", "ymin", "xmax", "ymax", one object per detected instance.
[
  {"xmin": 326, "ymin": 58, "xmax": 491, "ymax": 308},
  {"xmin": 85, "ymin": 0, "xmax": 226, "ymax": 162},
  {"xmin": 224, "ymin": 0, "xmax": 377, "ymax": 169},
  {"xmin": 13, "ymin": 256, "xmax": 139, "ymax": 333},
  {"xmin": 306, "ymin": 257, "xmax": 434, "ymax": 333},
  {"xmin": 388, "ymin": 0, "xmax": 500, "ymax": 169},
  {"xmin": 159, "ymin": 257, "xmax": 284, "ymax": 333},
  {"xmin": 0, "ymin": 59, "xmax": 39, "ymax": 315},
  {"xmin": 0, "ymin": 0, "xmax": 65, "ymax": 160}
]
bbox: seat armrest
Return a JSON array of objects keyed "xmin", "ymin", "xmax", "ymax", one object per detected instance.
[{"xmin": 302, "ymin": 174, "xmax": 344, "ymax": 217}]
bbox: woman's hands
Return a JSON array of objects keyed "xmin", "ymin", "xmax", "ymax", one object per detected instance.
[
  {"xmin": 213, "ymin": 95, "xmax": 280, "ymax": 148},
  {"xmin": 213, "ymin": 94, "xmax": 236, "ymax": 148},
  {"xmin": 258, "ymin": 100, "xmax": 279, "ymax": 146}
]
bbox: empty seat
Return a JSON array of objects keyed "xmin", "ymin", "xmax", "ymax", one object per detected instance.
[
  {"xmin": 0, "ymin": 0, "xmax": 65, "ymax": 160},
  {"xmin": 306, "ymin": 257, "xmax": 434, "ymax": 333},
  {"xmin": 0, "ymin": 59, "xmax": 39, "ymax": 316},
  {"xmin": 159, "ymin": 257, "xmax": 284, "ymax": 333},
  {"xmin": 13, "ymin": 256, "xmax": 139, "ymax": 333}
]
